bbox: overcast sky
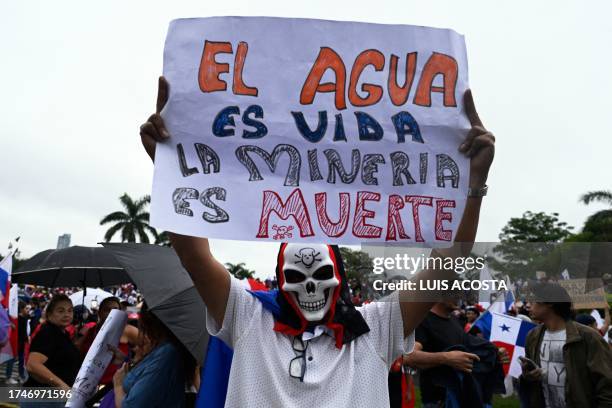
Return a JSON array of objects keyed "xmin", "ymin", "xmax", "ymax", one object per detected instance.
[{"xmin": 1, "ymin": 1, "xmax": 611, "ymax": 278}]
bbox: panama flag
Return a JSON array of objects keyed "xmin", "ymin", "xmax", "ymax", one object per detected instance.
[
  {"xmin": 0, "ymin": 254, "xmax": 12, "ymax": 308},
  {"xmin": 0, "ymin": 253, "xmax": 18, "ymax": 364},
  {"xmin": 478, "ymin": 265, "xmax": 515, "ymax": 313},
  {"xmin": 473, "ymin": 311, "xmax": 537, "ymax": 378}
]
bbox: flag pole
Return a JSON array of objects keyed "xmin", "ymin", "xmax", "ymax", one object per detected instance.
[{"xmin": 471, "ymin": 263, "xmax": 512, "ymax": 327}]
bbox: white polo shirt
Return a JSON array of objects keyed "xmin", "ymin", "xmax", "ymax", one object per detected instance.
[{"xmin": 206, "ymin": 276, "xmax": 414, "ymax": 408}]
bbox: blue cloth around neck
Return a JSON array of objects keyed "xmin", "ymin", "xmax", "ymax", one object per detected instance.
[
  {"xmin": 248, "ymin": 289, "xmax": 280, "ymax": 317},
  {"xmin": 196, "ymin": 290, "xmax": 280, "ymax": 408}
]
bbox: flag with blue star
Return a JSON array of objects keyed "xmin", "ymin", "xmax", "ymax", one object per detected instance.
[{"xmin": 473, "ymin": 311, "xmax": 536, "ymax": 378}]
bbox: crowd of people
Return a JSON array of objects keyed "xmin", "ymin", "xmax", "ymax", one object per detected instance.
[
  {"xmin": 403, "ymin": 292, "xmax": 611, "ymax": 407},
  {"xmin": 234, "ymin": 262, "xmax": 612, "ymax": 408},
  {"xmin": 1, "ymin": 275, "xmax": 610, "ymax": 407},
  {"xmin": 6, "ymin": 264, "xmax": 606, "ymax": 407},
  {"xmin": 0, "ymin": 76, "xmax": 610, "ymax": 408},
  {"xmin": 2, "ymin": 284, "xmax": 144, "ymax": 382},
  {"xmin": 2, "ymin": 248, "xmax": 610, "ymax": 408},
  {"xmin": 18, "ymin": 283, "xmax": 142, "ymax": 309},
  {"xmin": 0, "ymin": 282, "xmax": 200, "ymax": 408}
]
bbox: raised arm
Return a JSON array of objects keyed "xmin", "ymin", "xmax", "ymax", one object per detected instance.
[
  {"xmin": 140, "ymin": 77, "xmax": 230, "ymax": 325},
  {"xmin": 400, "ymin": 89, "xmax": 495, "ymax": 337},
  {"xmin": 403, "ymin": 342, "xmax": 480, "ymax": 373}
]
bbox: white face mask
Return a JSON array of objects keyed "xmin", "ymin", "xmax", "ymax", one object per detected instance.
[{"xmin": 280, "ymin": 244, "xmax": 340, "ymax": 322}]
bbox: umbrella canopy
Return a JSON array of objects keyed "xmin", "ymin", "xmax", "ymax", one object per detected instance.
[
  {"xmin": 12, "ymin": 246, "xmax": 131, "ymax": 287},
  {"xmin": 69, "ymin": 288, "xmax": 114, "ymax": 311},
  {"xmin": 102, "ymin": 243, "xmax": 209, "ymax": 365}
]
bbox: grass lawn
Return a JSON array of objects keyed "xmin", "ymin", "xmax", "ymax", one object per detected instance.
[
  {"xmin": 491, "ymin": 395, "xmax": 521, "ymax": 408},
  {"xmin": 412, "ymin": 387, "xmax": 520, "ymax": 407}
]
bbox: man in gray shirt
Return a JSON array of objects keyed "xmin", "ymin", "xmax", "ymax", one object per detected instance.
[{"xmin": 520, "ymin": 283, "xmax": 612, "ymax": 408}]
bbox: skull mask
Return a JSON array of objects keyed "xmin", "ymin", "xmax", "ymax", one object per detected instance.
[{"xmin": 280, "ymin": 244, "xmax": 340, "ymax": 322}]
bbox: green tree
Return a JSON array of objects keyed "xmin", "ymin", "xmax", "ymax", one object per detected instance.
[
  {"xmin": 154, "ymin": 231, "xmax": 172, "ymax": 247},
  {"xmin": 569, "ymin": 190, "xmax": 612, "ymax": 242},
  {"xmin": 100, "ymin": 193, "xmax": 158, "ymax": 243},
  {"xmin": 490, "ymin": 211, "xmax": 574, "ymax": 279},
  {"xmin": 581, "ymin": 190, "xmax": 612, "ymax": 206},
  {"xmin": 339, "ymin": 247, "xmax": 373, "ymax": 280},
  {"xmin": 498, "ymin": 211, "xmax": 573, "ymax": 243},
  {"xmin": 225, "ymin": 262, "xmax": 255, "ymax": 280}
]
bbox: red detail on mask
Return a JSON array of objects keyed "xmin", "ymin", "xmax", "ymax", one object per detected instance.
[{"xmin": 324, "ymin": 246, "xmax": 344, "ymax": 348}]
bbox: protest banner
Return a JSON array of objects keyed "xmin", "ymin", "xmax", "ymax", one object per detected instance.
[
  {"xmin": 557, "ymin": 278, "xmax": 608, "ymax": 310},
  {"xmin": 66, "ymin": 309, "xmax": 127, "ymax": 408},
  {"xmin": 151, "ymin": 17, "xmax": 471, "ymax": 244}
]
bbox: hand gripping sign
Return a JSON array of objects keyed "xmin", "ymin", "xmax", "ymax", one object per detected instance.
[
  {"xmin": 66, "ymin": 309, "xmax": 127, "ymax": 408},
  {"xmin": 151, "ymin": 17, "xmax": 470, "ymax": 244}
]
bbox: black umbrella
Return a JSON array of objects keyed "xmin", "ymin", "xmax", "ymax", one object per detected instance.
[
  {"xmin": 12, "ymin": 246, "xmax": 131, "ymax": 287},
  {"xmin": 101, "ymin": 242, "xmax": 209, "ymax": 365}
]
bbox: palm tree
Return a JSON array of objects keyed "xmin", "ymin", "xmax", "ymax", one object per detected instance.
[
  {"xmin": 581, "ymin": 190, "xmax": 612, "ymax": 206},
  {"xmin": 154, "ymin": 231, "xmax": 172, "ymax": 247},
  {"xmin": 100, "ymin": 193, "xmax": 158, "ymax": 243},
  {"xmin": 577, "ymin": 190, "xmax": 612, "ymax": 241},
  {"xmin": 225, "ymin": 262, "xmax": 255, "ymax": 280}
]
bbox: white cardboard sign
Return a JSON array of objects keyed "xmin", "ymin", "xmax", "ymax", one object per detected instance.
[
  {"xmin": 66, "ymin": 309, "xmax": 127, "ymax": 407},
  {"xmin": 151, "ymin": 17, "xmax": 470, "ymax": 244}
]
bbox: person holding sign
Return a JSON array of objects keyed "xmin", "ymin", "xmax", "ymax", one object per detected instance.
[
  {"xmin": 139, "ymin": 71, "xmax": 494, "ymax": 406},
  {"xmin": 153, "ymin": 18, "xmax": 481, "ymax": 244},
  {"xmin": 77, "ymin": 297, "xmax": 139, "ymax": 387}
]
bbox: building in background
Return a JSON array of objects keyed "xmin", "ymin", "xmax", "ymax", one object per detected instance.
[{"xmin": 56, "ymin": 233, "xmax": 71, "ymax": 249}]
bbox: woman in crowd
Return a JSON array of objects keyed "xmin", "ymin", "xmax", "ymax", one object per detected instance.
[
  {"xmin": 24, "ymin": 294, "xmax": 81, "ymax": 407},
  {"xmin": 77, "ymin": 296, "xmax": 139, "ymax": 386},
  {"xmin": 112, "ymin": 302, "xmax": 196, "ymax": 408}
]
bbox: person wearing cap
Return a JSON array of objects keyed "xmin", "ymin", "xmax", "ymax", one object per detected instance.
[{"xmin": 520, "ymin": 282, "xmax": 612, "ymax": 408}]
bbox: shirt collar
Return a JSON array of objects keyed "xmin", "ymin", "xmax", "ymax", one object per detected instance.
[{"xmin": 302, "ymin": 325, "xmax": 334, "ymax": 341}]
